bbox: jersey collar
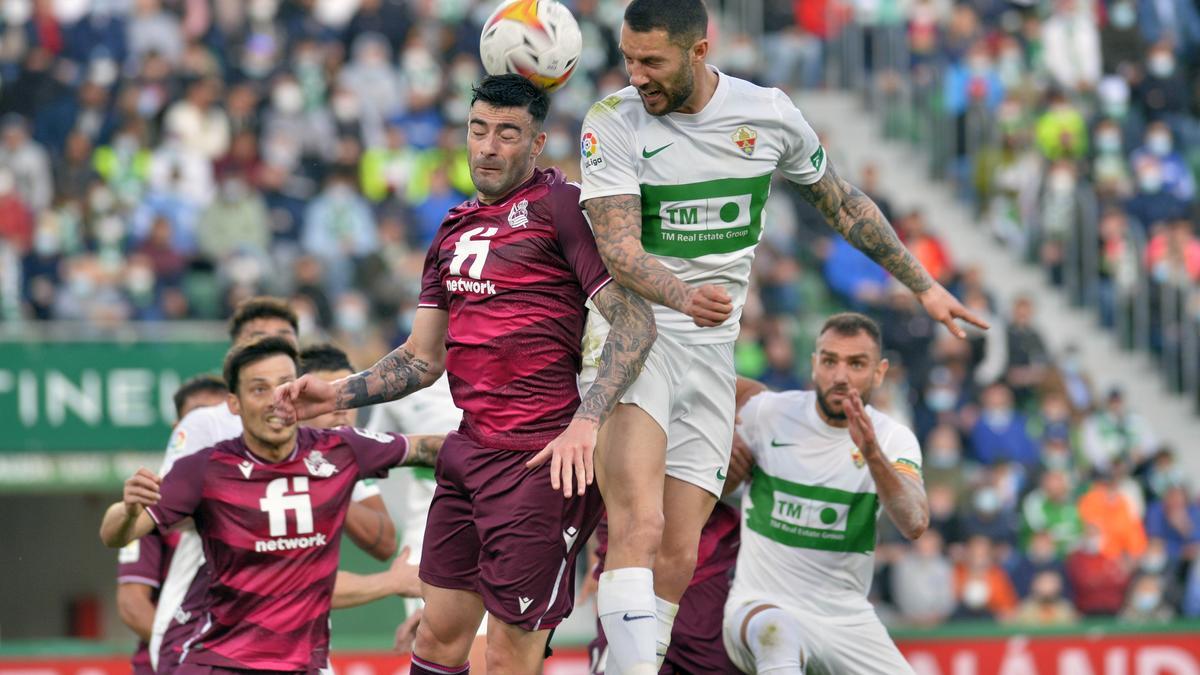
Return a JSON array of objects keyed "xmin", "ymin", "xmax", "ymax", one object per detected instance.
[{"xmin": 667, "ymin": 65, "xmax": 728, "ymax": 126}]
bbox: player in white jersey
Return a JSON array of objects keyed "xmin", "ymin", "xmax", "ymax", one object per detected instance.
[
  {"xmin": 723, "ymin": 314, "xmax": 929, "ymax": 674},
  {"xmin": 148, "ymin": 299, "xmax": 398, "ymax": 671},
  {"xmin": 576, "ymin": 1, "xmax": 983, "ymax": 672}
]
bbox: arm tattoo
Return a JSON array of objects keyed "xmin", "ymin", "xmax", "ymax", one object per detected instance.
[
  {"xmin": 336, "ymin": 347, "xmax": 431, "ymax": 410},
  {"xmin": 867, "ymin": 455, "xmax": 930, "ymax": 540},
  {"xmin": 584, "ymin": 195, "xmax": 694, "ymax": 313},
  {"xmin": 402, "ymin": 434, "xmax": 444, "ymax": 468},
  {"xmin": 793, "ymin": 162, "xmax": 934, "ymax": 293},
  {"xmin": 576, "ymin": 284, "xmax": 657, "ymax": 425}
]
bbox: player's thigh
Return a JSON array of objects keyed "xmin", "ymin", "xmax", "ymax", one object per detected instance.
[
  {"xmin": 416, "ymin": 583, "xmax": 486, "ymax": 660},
  {"xmin": 665, "ymin": 342, "xmax": 737, "ymax": 498},
  {"xmin": 723, "ymin": 600, "xmax": 814, "ymax": 675},
  {"xmin": 485, "ymin": 614, "xmax": 551, "ymax": 674},
  {"xmin": 818, "ymin": 619, "xmax": 914, "ymax": 675}
]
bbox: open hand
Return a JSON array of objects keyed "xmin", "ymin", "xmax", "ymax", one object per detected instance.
[
  {"xmin": 393, "ymin": 608, "xmax": 422, "ymax": 654},
  {"xmin": 386, "ymin": 547, "xmax": 421, "ymax": 598},
  {"xmin": 273, "ymin": 374, "xmax": 338, "ymax": 424},
  {"xmin": 915, "ymin": 284, "xmax": 989, "ymax": 339},
  {"xmin": 684, "ymin": 284, "xmax": 733, "ymax": 327},
  {"xmin": 844, "ymin": 390, "xmax": 880, "ymax": 460},
  {"xmin": 526, "ymin": 418, "xmax": 598, "ymax": 498}
]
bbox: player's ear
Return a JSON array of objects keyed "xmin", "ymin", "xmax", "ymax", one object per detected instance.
[
  {"xmin": 691, "ymin": 37, "xmax": 708, "ymax": 63},
  {"xmin": 227, "ymin": 392, "xmax": 240, "ymax": 417},
  {"xmin": 874, "ymin": 358, "xmax": 889, "ymax": 388},
  {"xmin": 530, "ymin": 129, "xmax": 547, "ymax": 160}
]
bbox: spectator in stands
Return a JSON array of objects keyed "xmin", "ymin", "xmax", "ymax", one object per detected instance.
[
  {"xmin": 1145, "ymin": 484, "xmax": 1200, "ymax": 566},
  {"xmin": 1121, "ymin": 574, "xmax": 1177, "ymax": 622},
  {"xmin": 822, "ymin": 234, "xmax": 890, "ymax": 310},
  {"xmin": 1082, "ymin": 388, "xmax": 1157, "ymax": 471},
  {"xmin": 1096, "ymin": 208, "xmax": 1140, "ymax": 328},
  {"xmin": 1091, "ymin": 119, "xmax": 1134, "ymax": 201},
  {"xmin": 130, "ymin": 163, "xmax": 202, "ymax": 256},
  {"xmin": 0, "ymin": 168, "xmax": 34, "ymax": 255},
  {"xmin": 1184, "ymin": 561, "xmax": 1200, "ymax": 617},
  {"xmin": 359, "ymin": 123, "xmax": 417, "ymax": 203},
  {"xmin": 963, "ymin": 472, "xmax": 1021, "ymax": 550},
  {"xmin": 928, "ymin": 482, "xmax": 967, "ymax": 547},
  {"xmin": 1130, "ymin": 122, "xmax": 1196, "ymax": 202},
  {"xmin": 163, "ymin": 77, "xmax": 230, "ymax": 162},
  {"xmin": 892, "ymin": 530, "xmax": 957, "ymax": 627},
  {"xmin": 1009, "ymin": 530, "xmax": 1071, "ymax": 597},
  {"xmin": 1041, "ymin": 0, "xmax": 1101, "ymax": 93},
  {"xmin": 1035, "ymin": 91, "xmax": 1088, "ymax": 161},
  {"xmin": 135, "ymin": 215, "xmax": 188, "ymax": 285},
  {"xmin": 1137, "ymin": 0, "xmax": 1200, "ymax": 63},
  {"xmin": 923, "ymin": 424, "xmax": 968, "ymax": 495},
  {"xmin": 1004, "ymin": 295, "xmax": 1050, "ymax": 404},
  {"xmin": 0, "ymin": 114, "xmax": 52, "ymax": 212},
  {"xmin": 1101, "ymin": 0, "xmax": 1146, "ymax": 74},
  {"xmin": 410, "ymin": 164, "xmax": 467, "ymax": 247},
  {"xmin": 1066, "ymin": 524, "xmax": 1133, "ymax": 615},
  {"xmin": 1136, "ymin": 42, "xmax": 1192, "ymax": 122},
  {"xmin": 900, "ymin": 209, "xmax": 953, "ymax": 285},
  {"xmin": 127, "ymin": 0, "xmax": 183, "ymax": 67},
  {"xmin": 1022, "ymin": 469, "xmax": 1084, "ymax": 557},
  {"xmin": 1012, "ymin": 570, "xmax": 1078, "ymax": 626},
  {"xmin": 197, "ymin": 171, "xmax": 272, "ymax": 264},
  {"xmin": 953, "ymin": 535, "xmax": 1019, "ymax": 621},
  {"xmin": 1078, "ymin": 470, "xmax": 1149, "ymax": 561},
  {"xmin": 302, "ymin": 167, "xmax": 377, "ymax": 294},
  {"xmin": 970, "ymin": 382, "xmax": 1039, "ymax": 468},
  {"xmin": 1145, "ymin": 217, "xmax": 1200, "ymax": 284}
]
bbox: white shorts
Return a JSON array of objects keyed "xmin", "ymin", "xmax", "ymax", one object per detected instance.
[
  {"xmin": 619, "ymin": 333, "xmax": 737, "ymax": 497},
  {"xmin": 722, "ymin": 600, "xmax": 914, "ymax": 675}
]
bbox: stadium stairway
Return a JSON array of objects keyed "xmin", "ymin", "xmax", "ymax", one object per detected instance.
[{"xmin": 801, "ymin": 91, "xmax": 1200, "ymax": 478}]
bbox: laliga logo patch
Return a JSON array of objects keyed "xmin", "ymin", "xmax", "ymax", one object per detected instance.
[
  {"xmin": 304, "ymin": 450, "xmax": 338, "ymax": 478},
  {"xmin": 509, "ymin": 198, "xmax": 529, "ymax": 228}
]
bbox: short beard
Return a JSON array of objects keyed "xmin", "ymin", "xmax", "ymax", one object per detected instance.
[
  {"xmin": 815, "ymin": 384, "xmax": 871, "ymax": 422},
  {"xmin": 645, "ymin": 60, "xmax": 695, "ymax": 116}
]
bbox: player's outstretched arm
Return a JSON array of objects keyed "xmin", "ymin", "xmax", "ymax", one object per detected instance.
[
  {"xmin": 344, "ymin": 497, "xmax": 398, "ymax": 562},
  {"xmin": 100, "ymin": 468, "xmax": 160, "ymax": 548},
  {"xmin": 275, "ymin": 309, "xmax": 448, "ymax": 421},
  {"xmin": 844, "ymin": 391, "xmax": 929, "ymax": 540},
  {"xmin": 793, "ymin": 162, "xmax": 989, "ymax": 338},
  {"xmin": 400, "ymin": 433, "xmax": 445, "ymax": 468},
  {"xmin": 526, "ymin": 282, "xmax": 656, "ymax": 497},
  {"xmin": 584, "ymin": 195, "xmax": 732, "ymax": 327},
  {"xmin": 116, "ymin": 583, "xmax": 156, "ymax": 641},
  {"xmin": 331, "ymin": 547, "xmax": 421, "ymax": 609}
]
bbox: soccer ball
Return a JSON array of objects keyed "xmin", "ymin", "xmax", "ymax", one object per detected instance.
[{"xmin": 479, "ymin": 0, "xmax": 583, "ymax": 93}]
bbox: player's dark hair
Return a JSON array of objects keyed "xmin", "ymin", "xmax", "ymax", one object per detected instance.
[
  {"xmin": 228, "ymin": 297, "xmax": 298, "ymax": 342},
  {"xmin": 625, "ymin": 0, "xmax": 708, "ymax": 48},
  {"xmin": 471, "ymin": 74, "xmax": 550, "ymax": 125},
  {"xmin": 223, "ymin": 337, "xmax": 299, "ymax": 395},
  {"xmin": 172, "ymin": 374, "xmax": 228, "ymax": 418},
  {"xmin": 818, "ymin": 312, "xmax": 883, "ymax": 352},
  {"xmin": 299, "ymin": 343, "xmax": 354, "ymax": 376}
]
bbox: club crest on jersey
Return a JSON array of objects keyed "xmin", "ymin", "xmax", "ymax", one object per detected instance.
[
  {"xmin": 508, "ymin": 198, "xmax": 529, "ymax": 228},
  {"xmin": 731, "ymin": 126, "xmax": 757, "ymax": 156},
  {"xmin": 850, "ymin": 449, "xmax": 866, "ymax": 469},
  {"xmin": 304, "ymin": 450, "xmax": 338, "ymax": 478}
]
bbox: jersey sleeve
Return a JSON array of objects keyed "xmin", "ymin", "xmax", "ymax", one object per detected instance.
[
  {"xmin": 336, "ymin": 427, "xmax": 411, "ymax": 479},
  {"xmin": 735, "ymin": 391, "xmax": 772, "ymax": 458},
  {"xmin": 117, "ymin": 528, "xmax": 166, "ymax": 587},
  {"xmin": 551, "ymin": 184, "xmax": 613, "ymax": 299},
  {"xmin": 147, "ymin": 449, "xmax": 209, "ymax": 531},
  {"xmin": 880, "ymin": 420, "xmax": 923, "ymax": 482},
  {"xmin": 578, "ymin": 99, "xmax": 640, "ymax": 202},
  {"xmin": 417, "ymin": 236, "xmax": 447, "ymax": 310},
  {"xmin": 159, "ymin": 409, "xmax": 222, "ymax": 476},
  {"xmin": 772, "ymin": 89, "xmax": 827, "ymax": 187},
  {"xmin": 351, "ymin": 479, "xmax": 381, "ymax": 502}
]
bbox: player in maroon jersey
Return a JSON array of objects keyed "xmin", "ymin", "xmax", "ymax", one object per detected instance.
[
  {"xmin": 275, "ymin": 74, "xmax": 657, "ymax": 674},
  {"xmin": 100, "ymin": 338, "xmax": 444, "ymax": 673}
]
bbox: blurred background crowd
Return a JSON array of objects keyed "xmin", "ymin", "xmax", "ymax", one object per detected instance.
[{"xmin": 0, "ymin": 0, "xmax": 1198, "ymax": 630}]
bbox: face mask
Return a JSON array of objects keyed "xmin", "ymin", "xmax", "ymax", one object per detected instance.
[
  {"xmin": 337, "ymin": 306, "xmax": 367, "ymax": 333},
  {"xmin": 1141, "ymin": 553, "xmax": 1168, "ymax": 574},
  {"xmin": 1133, "ymin": 591, "xmax": 1161, "ymax": 612},
  {"xmin": 90, "ymin": 188, "xmax": 116, "ymax": 214},
  {"xmin": 249, "ymin": 0, "xmax": 278, "ymax": 21},
  {"xmin": 974, "ymin": 488, "xmax": 1000, "ymax": 514},
  {"xmin": 1096, "ymin": 131, "xmax": 1121, "ymax": 153},
  {"xmin": 332, "ymin": 96, "xmax": 360, "ymax": 122},
  {"xmin": 1110, "ymin": 2, "xmax": 1136, "ymax": 28},
  {"xmin": 1084, "ymin": 536, "xmax": 1104, "ymax": 554},
  {"xmin": 928, "ymin": 447, "xmax": 959, "ymax": 468},
  {"xmin": 1147, "ymin": 133, "xmax": 1172, "ymax": 156},
  {"xmin": 296, "ymin": 310, "xmax": 318, "ymax": 337},
  {"xmin": 963, "ymin": 579, "xmax": 991, "ymax": 608},
  {"xmin": 127, "ymin": 265, "xmax": 155, "ymax": 296},
  {"xmin": 34, "ymin": 228, "xmax": 61, "ymax": 256},
  {"xmin": 983, "ymin": 409, "xmax": 1013, "ymax": 429},
  {"xmin": 272, "ymin": 84, "xmax": 303, "ymax": 114},
  {"xmin": 1048, "ymin": 171, "xmax": 1076, "ymax": 193},
  {"xmin": 1149, "ymin": 54, "xmax": 1176, "ymax": 78},
  {"xmin": 927, "ymin": 387, "xmax": 957, "ymax": 412},
  {"xmin": 1139, "ymin": 170, "xmax": 1164, "ymax": 193}
]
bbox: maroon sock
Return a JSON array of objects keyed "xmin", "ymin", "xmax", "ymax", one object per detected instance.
[{"xmin": 410, "ymin": 654, "xmax": 469, "ymax": 675}]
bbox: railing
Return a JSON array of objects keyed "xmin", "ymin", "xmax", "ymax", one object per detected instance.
[{"xmin": 822, "ymin": 12, "xmax": 1200, "ymax": 415}]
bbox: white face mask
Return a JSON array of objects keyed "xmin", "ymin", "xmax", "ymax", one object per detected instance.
[
  {"xmin": 1147, "ymin": 133, "xmax": 1173, "ymax": 156},
  {"xmin": 1139, "ymin": 169, "xmax": 1165, "ymax": 193},
  {"xmin": 1149, "ymin": 53, "xmax": 1176, "ymax": 78},
  {"xmin": 272, "ymin": 84, "xmax": 304, "ymax": 114},
  {"xmin": 1096, "ymin": 131, "xmax": 1121, "ymax": 153},
  {"xmin": 1110, "ymin": 2, "xmax": 1136, "ymax": 27}
]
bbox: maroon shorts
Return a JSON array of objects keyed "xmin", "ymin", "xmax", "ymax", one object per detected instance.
[
  {"xmin": 174, "ymin": 666, "xmax": 310, "ymax": 675},
  {"xmin": 420, "ymin": 431, "xmax": 604, "ymax": 631},
  {"xmin": 588, "ymin": 570, "xmax": 740, "ymax": 674}
]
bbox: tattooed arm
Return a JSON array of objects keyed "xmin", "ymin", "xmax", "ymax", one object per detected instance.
[
  {"xmin": 575, "ymin": 282, "xmax": 657, "ymax": 426},
  {"xmin": 793, "ymin": 162, "xmax": 988, "ymax": 337},
  {"xmin": 400, "ymin": 433, "xmax": 445, "ymax": 469},
  {"xmin": 275, "ymin": 308, "xmax": 449, "ymax": 421},
  {"xmin": 583, "ymin": 195, "xmax": 733, "ymax": 327}
]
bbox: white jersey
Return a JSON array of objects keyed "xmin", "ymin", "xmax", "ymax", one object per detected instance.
[
  {"xmin": 579, "ymin": 67, "xmax": 826, "ymax": 344},
  {"xmin": 148, "ymin": 403, "xmax": 380, "ymax": 668},
  {"xmin": 730, "ymin": 390, "xmax": 923, "ymax": 623}
]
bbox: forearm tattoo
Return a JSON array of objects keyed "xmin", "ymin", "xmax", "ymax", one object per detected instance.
[
  {"xmin": 793, "ymin": 162, "xmax": 934, "ymax": 293},
  {"xmin": 584, "ymin": 195, "xmax": 694, "ymax": 313},
  {"xmin": 403, "ymin": 434, "xmax": 443, "ymax": 468},
  {"xmin": 576, "ymin": 284, "xmax": 656, "ymax": 425},
  {"xmin": 336, "ymin": 347, "xmax": 430, "ymax": 409}
]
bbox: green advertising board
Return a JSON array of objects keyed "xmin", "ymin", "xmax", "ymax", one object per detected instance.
[{"xmin": 0, "ymin": 341, "xmax": 227, "ymax": 454}]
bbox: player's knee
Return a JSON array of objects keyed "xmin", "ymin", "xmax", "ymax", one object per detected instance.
[
  {"xmin": 484, "ymin": 637, "xmax": 541, "ymax": 674},
  {"xmin": 745, "ymin": 607, "xmax": 805, "ymax": 673},
  {"xmin": 625, "ymin": 508, "xmax": 665, "ymax": 552},
  {"xmin": 414, "ymin": 617, "xmax": 473, "ymax": 665}
]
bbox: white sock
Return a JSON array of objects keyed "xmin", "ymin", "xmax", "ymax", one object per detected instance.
[
  {"xmin": 597, "ymin": 567, "xmax": 657, "ymax": 674},
  {"xmin": 654, "ymin": 595, "xmax": 679, "ymax": 669},
  {"xmin": 745, "ymin": 606, "xmax": 805, "ymax": 674}
]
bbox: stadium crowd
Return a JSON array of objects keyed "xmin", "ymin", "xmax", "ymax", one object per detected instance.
[{"xmin": 1, "ymin": 0, "xmax": 1199, "ymax": 631}]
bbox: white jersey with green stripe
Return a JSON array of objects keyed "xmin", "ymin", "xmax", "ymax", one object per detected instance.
[
  {"xmin": 731, "ymin": 390, "xmax": 922, "ymax": 622},
  {"xmin": 578, "ymin": 67, "xmax": 827, "ymax": 345}
]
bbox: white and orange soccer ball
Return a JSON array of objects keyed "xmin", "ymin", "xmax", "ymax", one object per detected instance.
[{"xmin": 479, "ymin": 0, "xmax": 583, "ymax": 92}]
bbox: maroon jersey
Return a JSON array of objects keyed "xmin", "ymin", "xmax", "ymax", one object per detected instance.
[
  {"xmin": 117, "ymin": 529, "xmax": 178, "ymax": 675},
  {"xmin": 146, "ymin": 426, "xmax": 409, "ymax": 672},
  {"xmin": 159, "ymin": 561, "xmax": 211, "ymax": 673},
  {"xmin": 419, "ymin": 168, "xmax": 612, "ymax": 451}
]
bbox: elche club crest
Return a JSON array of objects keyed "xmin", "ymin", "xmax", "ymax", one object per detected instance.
[
  {"xmin": 304, "ymin": 450, "xmax": 338, "ymax": 478},
  {"xmin": 731, "ymin": 125, "xmax": 757, "ymax": 156}
]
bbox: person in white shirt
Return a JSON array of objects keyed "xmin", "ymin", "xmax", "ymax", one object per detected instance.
[{"xmin": 723, "ymin": 313, "xmax": 929, "ymax": 674}]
